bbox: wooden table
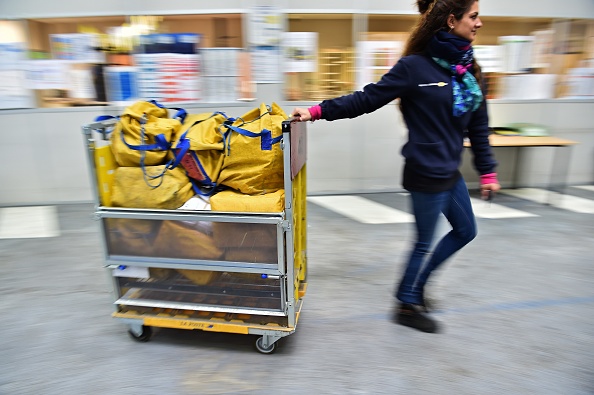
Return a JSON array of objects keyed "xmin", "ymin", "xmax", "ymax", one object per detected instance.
[
  {"xmin": 480, "ymin": 135, "xmax": 577, "ymax": 148},
  {"xmin": 465, "ymin": 134, "xmax": 578, "ymax": 190}
]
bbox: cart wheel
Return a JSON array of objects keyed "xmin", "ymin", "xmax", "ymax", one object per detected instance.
[
  {"xmin": 128, "ymin": 325, "xmax": 152, "ymax": 342},
  {"xmin": 255, "ymin": 337, "xmax": 277, "ymax": 354}
]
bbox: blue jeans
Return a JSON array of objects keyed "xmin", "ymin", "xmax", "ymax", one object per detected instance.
[{"xmin": 396, "ymin": 177, "xmax": 477, "ymax": 305}]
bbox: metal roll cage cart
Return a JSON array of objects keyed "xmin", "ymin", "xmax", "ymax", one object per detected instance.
[{"xmin": 83, "ymin": 118, "xmax": 308, "ymax": 354}]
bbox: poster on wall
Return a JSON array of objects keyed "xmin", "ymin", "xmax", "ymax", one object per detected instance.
[
  {"xmin": 248, "ymin": 5, "xmax": 283, "ymax": 83},
  {"xmin": 355, "ymin": 40, "xmax": 404, "ymax": 90},
  {"xmin": 283, "ymin": 32, "xmax": 318, "ymax": 73},
  {"xmin": 70, "ymin": 69, "xmax": 97, "ymax": 99},
  {"xmin": 0, "ymin": 70, "xmax": 34, "ymax": 109},
  {"xmin": 50, "ymin": 34, "xmax": 104, "ymax": 63},
  {"xmin": 23, "ymin": 60, "xmax": 72, "ymax": 90},
  {"xmin": 0, "ymin": 43, "xmax": 34, "ymax": 109}
]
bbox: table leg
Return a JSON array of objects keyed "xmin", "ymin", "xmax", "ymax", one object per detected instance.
[
  {"xmin": 547, "ymin": 145, "xmax": 573, "ymax": 205},
  {"xmin": 511, "ymin": 146, "xmax": 521, "ymax": 189}
]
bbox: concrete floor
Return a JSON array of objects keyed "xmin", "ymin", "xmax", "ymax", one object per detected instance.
[{"xmin": 1, "ymin": 187, "xmax": 594, "ymax": 395}]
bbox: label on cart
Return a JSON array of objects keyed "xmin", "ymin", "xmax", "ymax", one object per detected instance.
[
  {"xmin": 112, "ymin": 266, "xmax": 150, "ymax": 279},
  {"xmin": 144, "ymin": 317, "xmax": 250, "ymax": 334}
]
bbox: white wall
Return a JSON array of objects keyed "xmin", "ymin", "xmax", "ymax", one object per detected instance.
[
  {"xmin": 1, "ymin": 98, "xmax": 591, "ymax": 206},
  {"xmin": 304, "ymin": 99, "xmax": 594, "ymax": 195},
  {"xmin": 2, "ymin": 0, "xmax": 594, "ymax": 19}
]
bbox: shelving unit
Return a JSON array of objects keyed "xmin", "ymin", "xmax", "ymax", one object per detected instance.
[
  {"xmin": 317, "ymin": 48, "xmax": 354, "ymax": 100},
  {"xmin": 7, "ymin": 9, "xmax": 593, "ymax": 104}
]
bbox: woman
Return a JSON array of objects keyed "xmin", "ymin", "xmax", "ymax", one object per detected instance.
[{"xmin": 292, "ymin": 0, "xmax": 500, "ymax": 333}]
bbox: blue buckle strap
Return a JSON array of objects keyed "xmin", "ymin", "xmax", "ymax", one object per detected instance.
[{"xmin": 221, "ymin": 124, "xmax": 281, "ymax": 152}]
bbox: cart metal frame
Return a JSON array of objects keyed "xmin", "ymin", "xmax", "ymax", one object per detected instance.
[{"xmin": 83, "ymin": 117, "xmax": 307, "ymax": 354}]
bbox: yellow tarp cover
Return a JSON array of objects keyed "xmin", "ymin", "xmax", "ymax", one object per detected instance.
[{"xmin": 210, "ymin": 189, "xmax": 285, "ymax": 213}]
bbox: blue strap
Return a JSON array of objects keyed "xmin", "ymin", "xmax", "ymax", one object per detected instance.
[
  {"xmin": 190, "ymin": 179, "xmax": 219, "ymax": 197},
  {"xmin": 213, "ymin": 111, "xmax": 230, "ymax": 119},
  {"xmin": 224, "ymin": 124, "xmax": 262, "ymax": 139},
  {"xmin": 170, "ymin": 107, "xmax": 187, "ymax": 123},
  {"xmin": 95, "ymin": 115, "xmax": 117, "ymax": 122},
  {"xmin": 168, "ymin": 131, "xmax": 190, "ymax": 169},
  {"xmin": 169, "ymin": 112, "xmax": 228, "ymax": 169},
  {"xmin": 172, "ymin": 139, "xmax": 216, "ymax": 190},
  {"xmin": 93, "ymin": 115, "xmax": 118, "ymax": 137},
  {"xmin": 222, "ymin": 124, "xmax": 280, "ymax": 151},
  {"xmin": 120, "ymin": 130, "xmax": 171, "ymax": 151},
  {"xmin": 269, "ymin": 134, "xmax": 283, "ymax": 148},
  {"xmin": 147, "ymin": 99, "xmax": 187, "ymax": 123},
  {"xmin": 154, "ymin": 133, "xmax": 171, "ymax": 150},
  {"xmin": 190, "ymin": 151, "xmax": 214, "ymax": 186},
  {"xmin": 148, "ymin": 99, "xmax": 164, "ymax": 108}
]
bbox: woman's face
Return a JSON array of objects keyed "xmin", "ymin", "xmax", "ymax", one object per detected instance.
[{"xmin": 450, "ymin": 1, "xmax": 482, "ymax": 42}]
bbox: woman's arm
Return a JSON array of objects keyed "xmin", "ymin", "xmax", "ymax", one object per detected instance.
[
  {"xmin": 467, "ymin": 101, "xmax": 500, "ymax": 198},
  {"xmin": 293, "ymin": 58, "xmax": 413, "ymax": 122}
]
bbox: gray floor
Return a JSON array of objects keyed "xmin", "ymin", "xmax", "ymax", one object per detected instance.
[{"xmin": 1, "ymin": 188, "xmax": 594, "ymax": 395}]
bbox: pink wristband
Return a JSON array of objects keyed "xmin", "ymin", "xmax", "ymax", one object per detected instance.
[
  {"xmin": 308, "ymin": 105, "xmax": 322, "ymax": 121},
  {"xmin": 480, "ymin": 173, "xmax": 498, "ymax": 185}
]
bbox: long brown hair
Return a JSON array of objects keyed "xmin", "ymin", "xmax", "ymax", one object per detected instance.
[{"xmin": 404, "ymin": 0, "xmax": 482, "ymax": 85}]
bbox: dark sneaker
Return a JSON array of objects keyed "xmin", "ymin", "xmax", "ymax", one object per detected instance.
[
  {"xmin": 396, "ymin": 303, "xmax": 440, "ymax": 333},
  {"xmin": 419, "ymin": 287, "xmax": 438, "ymax": 312},
  {"xmin": 421, "ymin": 296, "xmax": 438, "ymax": 313}
]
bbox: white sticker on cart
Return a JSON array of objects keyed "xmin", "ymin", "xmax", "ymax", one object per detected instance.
[{"xmin": 112, "ymin": 266, "xmax": 150, "ymax": 279}]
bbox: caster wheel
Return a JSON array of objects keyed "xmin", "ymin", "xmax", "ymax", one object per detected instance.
[
  {"xmin": 128, "ymin": 325, "xmax": 152, "ymax": 342},
  {"xmin": 255, "ymin": 337, "xmax": 276, "ymax": 354}
]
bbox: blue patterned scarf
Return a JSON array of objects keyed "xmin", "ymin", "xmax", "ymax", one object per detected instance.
[{"xmin": 428, "ymin": 31, "xmax": 483, "ymax": 117}]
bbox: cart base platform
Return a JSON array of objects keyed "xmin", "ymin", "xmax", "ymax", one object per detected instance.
[{"xmin": 114, "ymin": 295, "xmax": 305, "ymax": 353}]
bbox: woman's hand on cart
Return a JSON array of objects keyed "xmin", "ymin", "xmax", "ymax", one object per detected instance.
[
  {"xmin": 481, "ymin": 182, "xmax": 501, "ymax": 201},
  {"xmin": 291, "ymin": 107, "xmax": 312, "ymax": 122}
]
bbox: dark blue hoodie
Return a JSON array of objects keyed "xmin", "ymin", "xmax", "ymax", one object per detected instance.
[{"xmin": 318, "ymin": 53, "xmax": 497, "ymax": 191}]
